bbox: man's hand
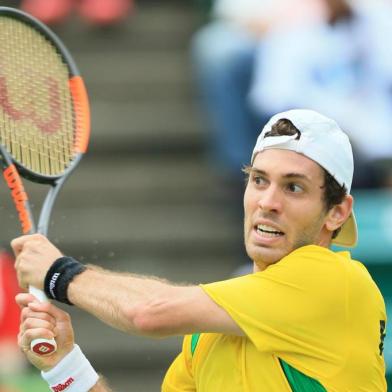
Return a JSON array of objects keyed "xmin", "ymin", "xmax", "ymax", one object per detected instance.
[
  {"xmin": 11, "ymin": 234, "xmax": 62, "ymax": 290},
  {"xmin": 16, "ymin": 293, "xmax": 74, "ymax": 372}
]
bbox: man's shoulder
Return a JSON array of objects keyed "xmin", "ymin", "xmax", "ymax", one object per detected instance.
[
  {"xmin": 277, "ymin": 246, "xmax": 382, "ymax": 297},
  {"xmin": 276, "ymin": 245, "xmax": 346, "ymax": 271},
  {"xmin": 285, "ymin": 244, "xmax": 339, "ymax": 260},
  {"xmin": 258, "ymin": 245, "xmax": 353, "ymax": 291}
]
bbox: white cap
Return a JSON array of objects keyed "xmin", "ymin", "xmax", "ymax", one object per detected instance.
[{"xmin": 251, "ymin": 109, "xmax": 357, "ymax": 248}]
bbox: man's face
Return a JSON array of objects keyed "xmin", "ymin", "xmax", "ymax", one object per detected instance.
[{"xmin": 244, "ymin": 149, "xmax": 330, "ymax": 271}]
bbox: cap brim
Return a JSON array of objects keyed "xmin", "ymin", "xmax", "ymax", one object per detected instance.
[{"xmin": 332, "ymin": 212, "xmax": 358, "ymax": 248}]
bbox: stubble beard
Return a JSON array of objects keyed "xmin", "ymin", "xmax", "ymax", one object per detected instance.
[{"xmin": 244, "ymin": 213, "xmax": 326, "ymax": 266}]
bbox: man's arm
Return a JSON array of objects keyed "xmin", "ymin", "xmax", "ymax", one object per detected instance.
[
  {"xmin": 67, "ymin": 266, "xmax": 243, "ymax": 337},
  {"xmin": 12, "ymin": 234, "xmax": 243, "ymax": 338},
  {"xmin": 17, "ymin": 293, "xmax": 112, "ymax": 392}
]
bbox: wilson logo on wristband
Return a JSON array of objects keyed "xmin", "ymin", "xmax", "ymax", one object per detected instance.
[
  {"xmin": 51, "ymin": 377, "xmax": 75, "ymax": 392},
  {"xmin": 49, "ymin": 272, "xmax": 61, "ymax": 298}
]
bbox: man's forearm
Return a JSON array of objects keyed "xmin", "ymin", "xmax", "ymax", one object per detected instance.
[
  {"xmin": 66, "ymin": 263, "xmax": 242, "ymax": 338},
  {"xmin": 67, "ymin": 265, "xmax": 179, "ymax": 335}
]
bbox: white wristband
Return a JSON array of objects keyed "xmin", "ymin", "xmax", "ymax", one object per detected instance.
[{"xmin": 41, "ymin": 344, "xmax": 99, "ymax": 392}]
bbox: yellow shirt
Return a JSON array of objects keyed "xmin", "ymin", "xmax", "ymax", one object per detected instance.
[{"xmin": 162, "ymin": 245, "xmax": 387, "ymax": 391}]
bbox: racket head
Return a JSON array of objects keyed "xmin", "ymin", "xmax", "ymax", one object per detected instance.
[{"xmin": 0, "ymin": 7, "xmax": 90, "ymax": 184}]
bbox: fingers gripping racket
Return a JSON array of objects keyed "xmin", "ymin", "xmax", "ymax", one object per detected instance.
[{"xmin": 0, "ymin": 8, "xmax": 90, "ymax": 355}]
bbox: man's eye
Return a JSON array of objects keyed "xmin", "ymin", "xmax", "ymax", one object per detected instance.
[
  {"xmin": 287, "ymin": 183, "xmax": 303, "ymax": 193},
  {"xmin": 253, "ymin": 176, "xmax": 266, "ymax": 185}
]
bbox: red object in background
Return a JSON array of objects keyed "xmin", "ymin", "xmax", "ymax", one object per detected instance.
[
  {"xmin": 78, "ymin": 0, "xmax": 133, "ymax": 26},
  {"xmin": 0, "ymin": 251, "xmax": 20, "ymax": 343},
  {"xmin": 20, "ymin": 0, "xmax": 134, "ymax": 27},
  {"xmin": 20, "ymin": 0, "xmax": 74, "ymax": 25}
]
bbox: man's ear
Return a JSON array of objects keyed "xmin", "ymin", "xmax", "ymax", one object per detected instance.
[{"xmin": 325, "ymin": 195, "xmax": 353, "ymax": 232}]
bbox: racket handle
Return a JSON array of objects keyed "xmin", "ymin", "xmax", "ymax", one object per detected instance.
[{"xmin": 29, "ymin": 286, "xmax": 58, "ymax": 356}]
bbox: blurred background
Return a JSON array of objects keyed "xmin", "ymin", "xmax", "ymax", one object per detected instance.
[{"xmin": 0, "ymin": 0, "xmax": 391, "ymax": 390}]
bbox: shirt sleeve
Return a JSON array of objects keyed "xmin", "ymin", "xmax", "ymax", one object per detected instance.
[
  {"xmin": 162, "ymin": 335, "xmax": 196, "ymax": 392},
  {"xmin": 200, "ymin": 247, "xmax": 347, "ymax": 371}
]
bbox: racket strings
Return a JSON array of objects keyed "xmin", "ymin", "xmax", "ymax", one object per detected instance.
[{"xmin": 0, "ymin": 17, "xmax": 76, "ymax": 177}]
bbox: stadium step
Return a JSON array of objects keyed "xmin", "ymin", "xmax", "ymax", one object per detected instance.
[{"xmin": 89, "ymin": 99, "xmax": 203, "ymax": 153}]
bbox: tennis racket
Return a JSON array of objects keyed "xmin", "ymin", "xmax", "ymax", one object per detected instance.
[{"xmin": 0, "ymin": 7, "xmax": 90, "ymax": 355}]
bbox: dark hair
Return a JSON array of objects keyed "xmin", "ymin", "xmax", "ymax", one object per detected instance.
[
  {"xmin": 265, "ymin": 119, "xmax": 301, "ymax": 140},
  {"xmin": 321, "ymin": 170, "xmax": 347, "ymax": 239},
  {"xmin": 325, "ymin": 0, "xmax": 353, "ymax": 25},
  {"xmin": 260, "ymin": 118, "xmax": 347, "ymax": 239}
]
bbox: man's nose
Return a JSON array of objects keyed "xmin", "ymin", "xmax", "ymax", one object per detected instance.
[{"xmin": 257, "ymin": 185, "xmax": 282, "ymax": 214}]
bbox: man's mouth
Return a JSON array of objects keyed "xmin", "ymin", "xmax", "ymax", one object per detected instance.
[{"xmin": 256, "ymin": 224, "xmax": 284, "ymax": 238}]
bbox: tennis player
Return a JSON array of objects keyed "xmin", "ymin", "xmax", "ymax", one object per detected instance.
[{"xmin": 13, "ymin": 109, "xmax": 387, "ymax": 391}]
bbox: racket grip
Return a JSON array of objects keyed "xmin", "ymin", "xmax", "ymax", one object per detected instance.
[{"xmin": 28, "ymin": 286, "xmax": 58, "ymax": 356}]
